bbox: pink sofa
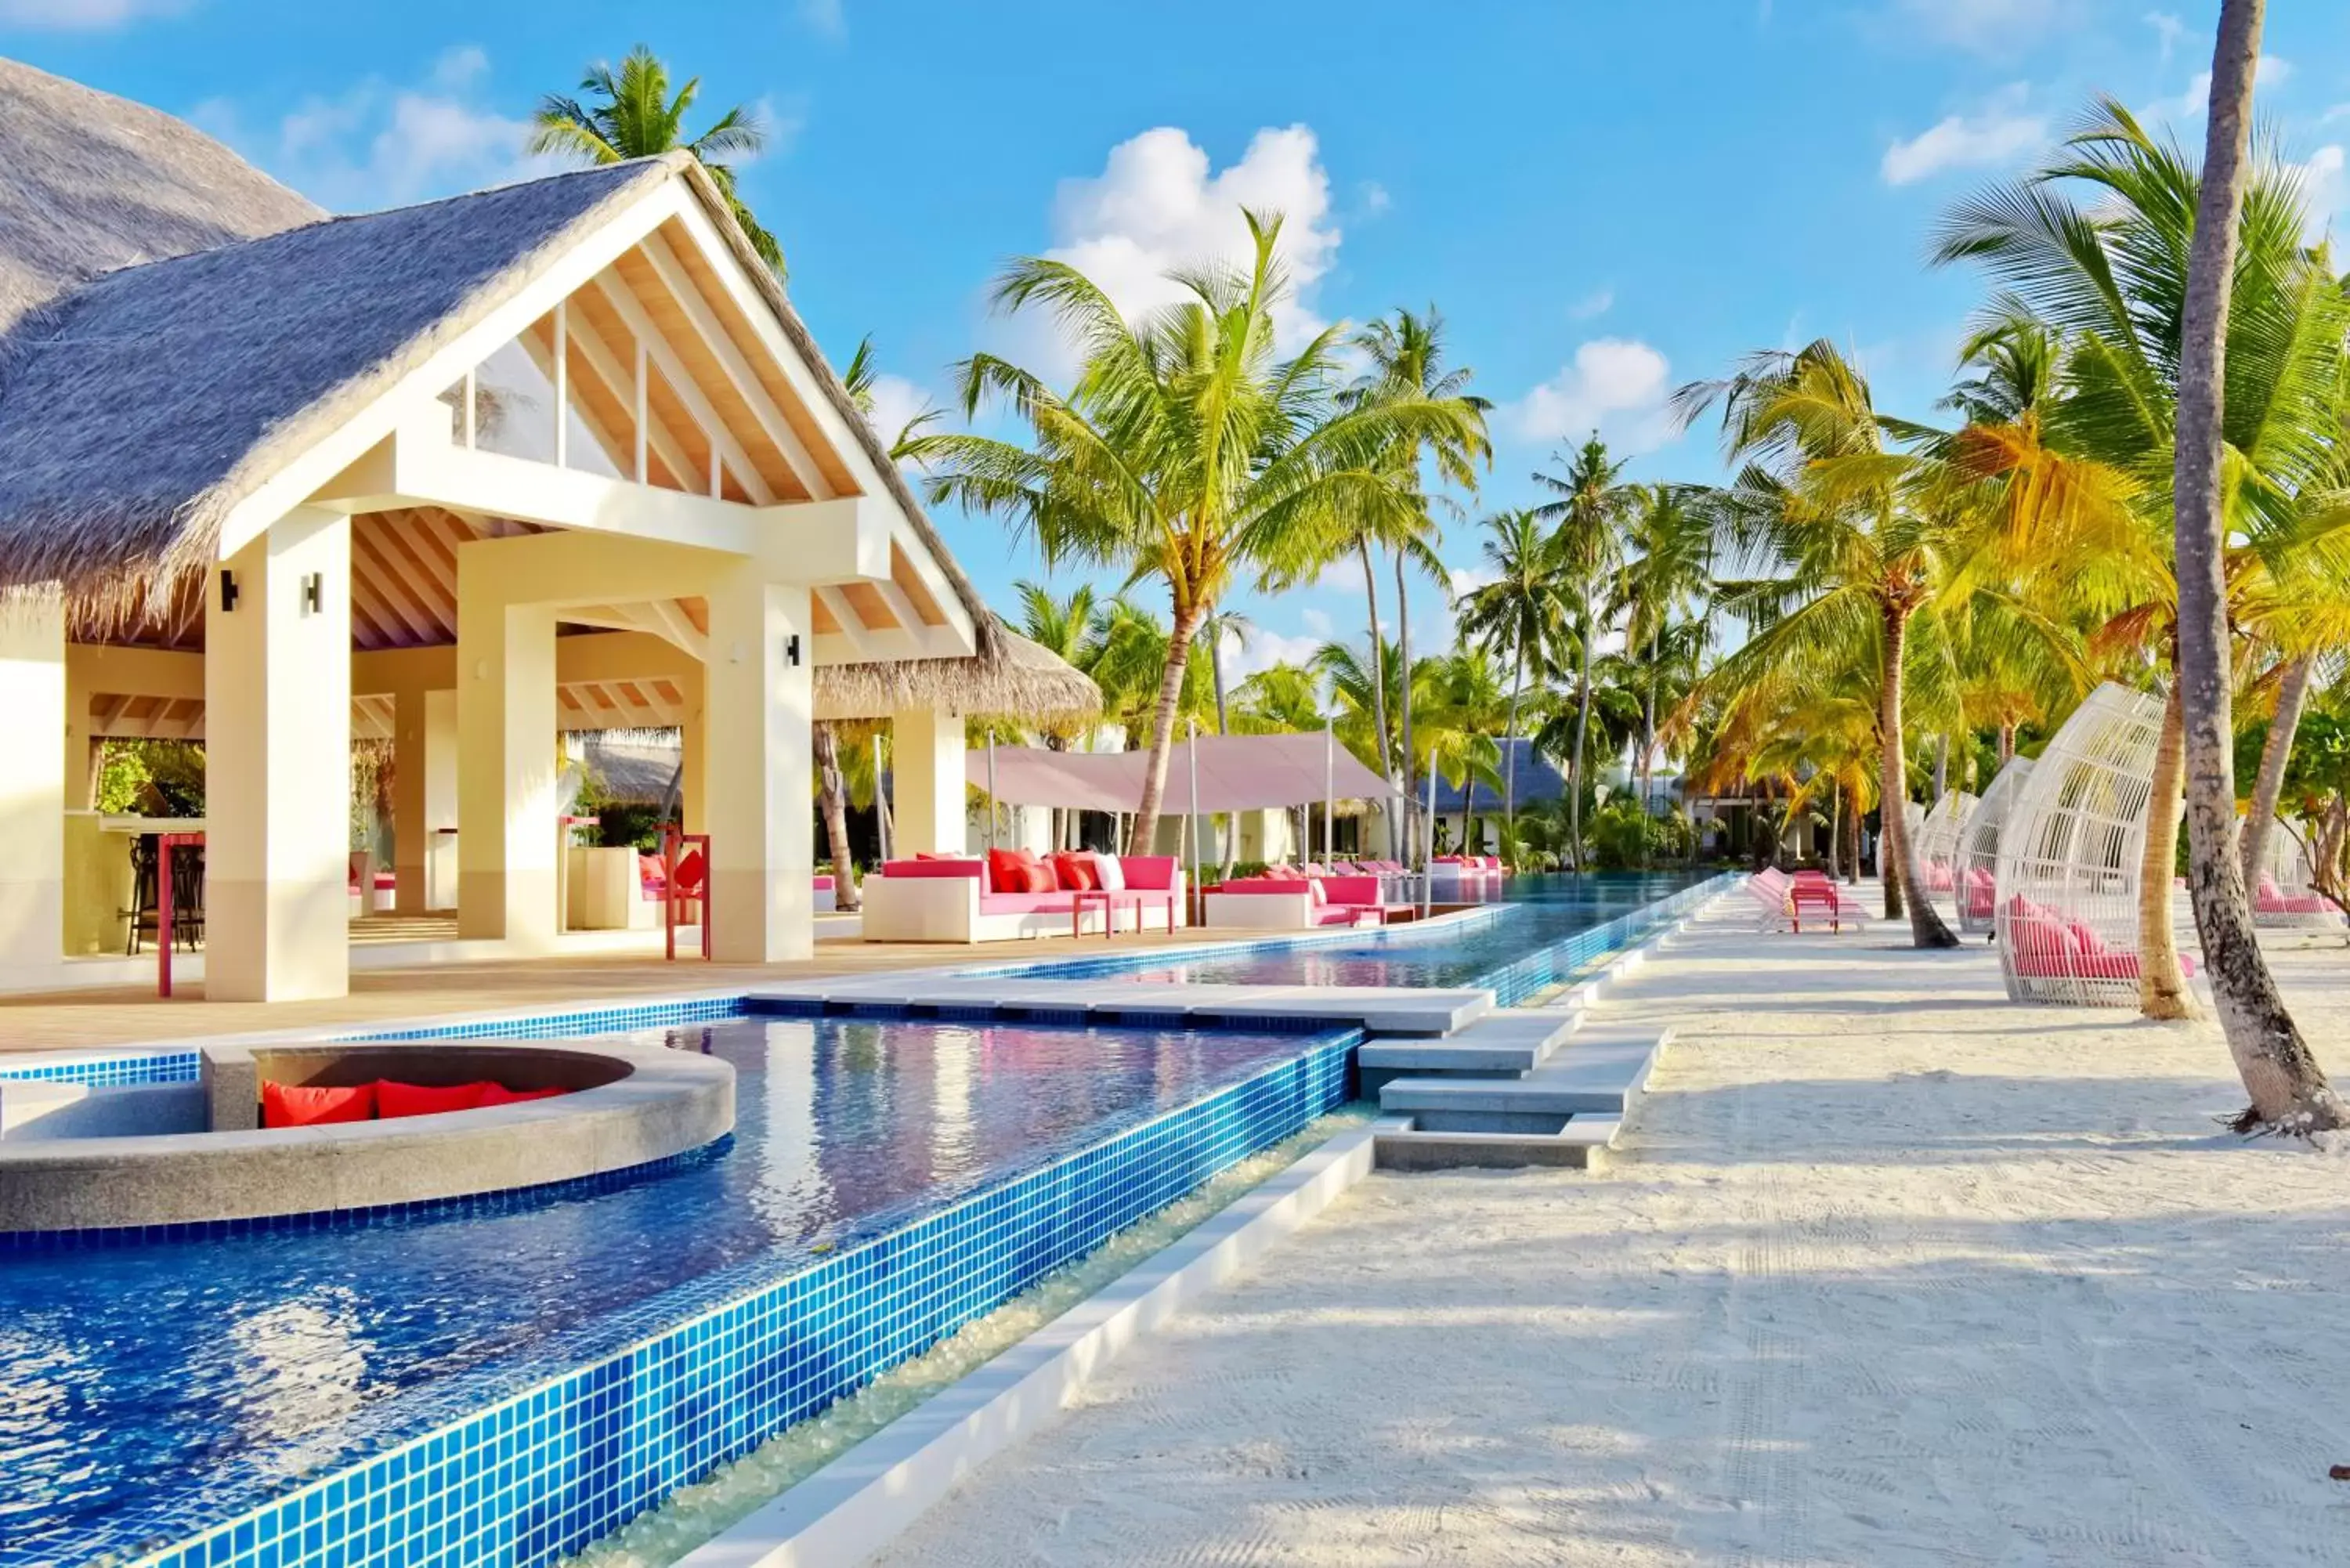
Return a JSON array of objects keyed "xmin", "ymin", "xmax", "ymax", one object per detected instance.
[
  {"xmin": 859, "ymin": 854, "xmax": 1186, "ymax": 943},
  {"xmin": 1203, "ymin": 873, "xmax": 1396, "ymax": 930}
]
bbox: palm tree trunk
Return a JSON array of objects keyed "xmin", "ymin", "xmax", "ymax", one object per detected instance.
[
  {"xmin": 1127, "ymin": 602, "xmax": 1208, "ymax": 858},
  {"xmin": 2240, "ymin": 652, "xmax": 2313, "ymax": 887},
  {"xmin": 2174, "ymin": 0, "xmax": 2343, "ymax": 1132},
  {"xmin": 1827, "ymin": 780, "xmax": 1842, "ymax": 880},
  {"xmin": 1571, "ymin": 620, "xmax": 1593, "ymax": 873},
  {"xmin": 1358, "ymin": 539, "xmax": 1400, "ymax": 850},
  {"xmin": 1997, "ymin": 722, "xmax": 2016, "ymax": 767},
  {"xmin": 1846, "ymin": 780, "xmax": 1862, "ymax": 886},
  {"xmin": 1932, "ymin": 733, "xmax": 1949, "ymax": 803},
  {"xmin": 1394, "ymin": 547, "xmax": 1415, "ymax": 865},
  {"xmin": 2138, "ymin": 683, "xmax": 2193, "ymax": 1019},
  {"xmin": 1881, "ymin": 602, "xmax": 1959, "ymax": 947},
  {"xmin": 813, "ymin": 722, "xmax": 859, "ymax": 913},
  {"xmin": 1502, "ymin": 641, "xmax": 1525, "ymax": 862}
]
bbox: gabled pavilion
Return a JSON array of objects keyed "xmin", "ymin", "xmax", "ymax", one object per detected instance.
[{"xmin": 0, "ymin": 60, "xmax": 1054, "ymax": 999}]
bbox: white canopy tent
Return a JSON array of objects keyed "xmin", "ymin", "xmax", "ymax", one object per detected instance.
[{"xmin": 966, "ymin": 732, "xmax": 1390, "ymax": 815}]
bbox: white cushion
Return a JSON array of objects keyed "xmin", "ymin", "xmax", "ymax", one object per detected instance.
[{"xmin": 1094, "ymin": 854, "xmax": 1126, "ymax": 891}]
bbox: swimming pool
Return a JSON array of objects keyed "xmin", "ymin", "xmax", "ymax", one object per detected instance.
[
  {"xmin": 0, "ymin": 1014, "xmax": 1354, "ymax": 1567},
  {"xmin": 986, "ymin": 871, "xmax": 1720, "ymax": 1002}
]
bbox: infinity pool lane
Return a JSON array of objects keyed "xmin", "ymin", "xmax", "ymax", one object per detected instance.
[{"xmin": 0, "ymin": 1017, "xmax": 1326, "ymax": 1560}]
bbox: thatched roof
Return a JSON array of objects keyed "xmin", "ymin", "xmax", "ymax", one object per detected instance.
[
  {"xmin": 0, "ymin": 74, "xmax": 1000, "ymax": 657},
  {"xmin": 814, "ymin": 626, "xmax": 1100, "ymax": 724},
  {"xmin": 0, "ymin": 57, "xmax": 320, "ymax": 338}
]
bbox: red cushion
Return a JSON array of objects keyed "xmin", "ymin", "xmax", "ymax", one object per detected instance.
[
  {"xmin": 672, "ymin": 848, "xmax": 706, "ymax": 897},
  {"xmin": 478, "ymin": 1083, "xmax": 567, "ymax": 1106},
  {"xmin": 262, "ymin": 1081, "xmax": 375, "ymax": 1129},
  {"xmin": 985, "ymin": 848, "xmax": 1025, "ymax": 894},
  {"xmin": 1049, "ymin": 852, "xmax": 1097, "ymax": 891},
  {"xmin": 374, "ymin": 1080, "xmax": 495, "ymax": 1118}
]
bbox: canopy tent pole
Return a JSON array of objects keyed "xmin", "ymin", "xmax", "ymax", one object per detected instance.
[
  {"xmin": 986, "ymin": 736, "xmax": 998, "ymax": 854},
  {"xmin": 1323, "ymin": 718, "xmax": 1335, "ymax": 864},
  {"xmin": 1187, "ymin": 717, "xmax": 1202, "ymax": 923},
  {"xmin": 1422, "ymin": 743, "xmax": 1437, "ymax": 918}
]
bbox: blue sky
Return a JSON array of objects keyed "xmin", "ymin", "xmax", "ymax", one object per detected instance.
[{"xmin": 8, "ymin": 0, "xmax": 2350, "ymax": 677}]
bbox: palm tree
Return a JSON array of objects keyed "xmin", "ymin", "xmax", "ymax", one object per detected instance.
[
  {"xmin": 919, "ymin": 214, "xmax": 1486, "ymax": 857},
  {"xmin": 1936, "ymin": 89, "xmax": 2350, "ymax": 1113},
  {"xmin": 1533, "ymin": 436, "xmax": 1632, "ymax": 870},
  {"xmin": 1455, "ymin": 510, "xmax": 1568, "ymax": 858},
  {"xmin": 1618, "ymin": 484, "xmax": 1716, "ymax": 815},
  {"xmin": 1676, "ymin": 342, "xmax": 1972, "ymax": 946},
  {"xmin": 531, "ymin": 45, "xmax": 783, "ymax": 273},
  {"xmin": 2177, "ymin": 2, "xmax": 2345, "ymax": 1131},
  {"xmin": 1343, "ymin": 309, "xmax": 1491, "ymax": 864}
]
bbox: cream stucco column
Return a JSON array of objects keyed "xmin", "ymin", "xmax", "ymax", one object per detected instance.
[
  {"xmin": 890, "ymin": 708, "xmax": 966, "ymax": 857},
  {"xmin": 392, "ymin": 685, "xmax": 459, "ymax": 913},
  {"xmin": 206, "ymin": 508, "xmax": 352, "ymax": 1002},
  {"xmin": 680, "ymin": 703, "xmax": 707, "ymax": 836},
  {"xmin": 0, "ymin": 587, "xmax": 66, "ymax": 973},
  {"xmin": 456, "ymin": 573, "xmax": 559, "ymax": 946},
  {"xmin": 703, "ymin": 565, "xmax": 812, "ymax": 963}
]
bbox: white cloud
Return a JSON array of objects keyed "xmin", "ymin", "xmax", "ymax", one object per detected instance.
[
  {"xmin": 2141, "ymin": 55, "xmax": 2292, "ymax": 125},
  {"xmin": 1882, "ymin": 86, "xmax": 2047, "ymax": 186},
  {"xmin": 1500, "ymin": 338, "xmax": 1679, "ymax": 455},
  {"xmin": 1893, "ymin": 0, "xmax": 2074, "ymax": 56},
  {"xmin": 192, "ymin": 46, "xmax": 558, "ymax": 211},
  {"xmin": 0, "ymin": 0, "xmax": 183, "ymax": 28},
  {"xmin": 2145, "ymin": 10, "xmax": 2184, "ymax": 63},
  {"xmin": 1221, "ymin": 623, "xmax": 1322, "ymax": 680},
  {"xmin": 1568, "ymin": 287, "xmax": 1614, "ymax": 320},
  {"xmin": 797, "ymin": 0, "xmax": 844, "ymax": 38},
  {"xmin": 2292, "ymin": 145, "xmax": 2345, "ymax": 244},
  {"xmin": 1300, "ymin": 607, "xmax": 1333, "ymax": 639},
  {"xmin": 1005, "ymin": 125, "xmax": 1344, "ymax": 380},
  {"xmin": 863, "ymin": 373, "xmax": 937, "ymax": 457},
  {"xmin": 1448, "ymin": 565, "xmax": 1498, "ymax": 600}
]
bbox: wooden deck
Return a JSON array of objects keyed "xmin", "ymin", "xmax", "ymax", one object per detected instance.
[{"xmin": 0, "ymin": 927, "xmax": 1224, "ymax": 1056}]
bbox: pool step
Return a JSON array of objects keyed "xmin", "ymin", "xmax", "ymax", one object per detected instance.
[
  {"xmin": 1371, "ymin": 1024, "xmax": 1672, "ymax": 1172},
  {"xmin": 1355, "ymin": 1006, "xmax": 1580, "ymax": 1097}
]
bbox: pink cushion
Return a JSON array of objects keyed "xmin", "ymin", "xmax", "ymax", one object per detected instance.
[
  {"xmin": 883, "ymin": 858, "xmax": 984, "ymax": 880},
  {"xmin": 1321, "ymin": 876, "xmax": 1382, "ymax": 906},
  {"xmin": 978, "ymin": 892, "xmax": 1083, "ymax": 914},
  {"xmin": 1118, "ymin": 856, "xmax": 1179, "ymax": 891}
]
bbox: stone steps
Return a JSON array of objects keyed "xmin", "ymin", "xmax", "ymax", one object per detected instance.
[
  {"xmin": 1370, "ymin": 1024, "xmax": 1671, "ymax": 1172},
  {"xmin": 1354, "ymin": 1007, "xmax": 1579, "ymax": 1096}
]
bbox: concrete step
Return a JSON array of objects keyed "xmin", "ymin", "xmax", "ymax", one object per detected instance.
[
  {"xmin": 1373, "ymin": 1115, "xmax": 1623, "ymax": 1172},
  {"xmin": 1376, "ymin": 1026, "xmax": 1671, "ymax": 1117},
  {"xmin": 1354, "ymin": 1007, "xmax": 1579, "ymax": 1096}
]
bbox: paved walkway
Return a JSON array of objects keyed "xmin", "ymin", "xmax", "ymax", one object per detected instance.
[{"xmin": 868, "ymin": 898, "xmax": 2350, "ymax": 1568}]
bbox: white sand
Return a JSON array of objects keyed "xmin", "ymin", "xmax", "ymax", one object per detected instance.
[{"xmin": 870, "ymin": 896, "xmax": 2350, "ymax": 1567}]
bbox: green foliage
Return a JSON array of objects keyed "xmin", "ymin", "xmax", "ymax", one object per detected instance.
[
  {"xmin": 531, "ymin": 45, "xmax": 784, "ymax": 273},
  {"xmin": 95, "ymin": 740, "xmax": 204, "ymax": 818},
  {"xmin": 1586, "ymin": 797, "xmax": 1689, "ymax": 869}
]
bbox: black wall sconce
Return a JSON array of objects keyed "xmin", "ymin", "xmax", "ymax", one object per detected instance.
[
  {"xmin": 219, "ymin": 569, "xmax": 239, "ymax": 612},
  {"xmin": 783, "ymin": 633, "xmax": 801, "ymax": 669},
  {"xmin": 300, "ymin": 573, "xmax": 322, "ymax": 614}
]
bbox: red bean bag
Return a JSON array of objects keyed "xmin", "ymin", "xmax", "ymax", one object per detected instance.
[
  {"xmin": 262, "ymin": 1081, "xmax": 375, "ymax": 1129},
  {"xmin": 374, "ymin": 1080, "xmax": 496, "ymax": 1118}
]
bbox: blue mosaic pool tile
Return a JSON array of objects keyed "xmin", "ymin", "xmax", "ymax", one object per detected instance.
[
  {"xmin": 0, "ymin": 1048, "xmax": 200, "ymax": 1086},
  {"xmin": 76, "ymin": 1034, "xmax": 1355, "ymax": 1568},
  {"xmin": 349, "ymin": 995, "xmax": 743, "ymax": 1044}
]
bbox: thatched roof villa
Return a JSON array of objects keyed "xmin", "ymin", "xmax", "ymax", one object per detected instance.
[{"xmin": 0, "ymin": 57, "xmax": 1092, "ymax": 1000}]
